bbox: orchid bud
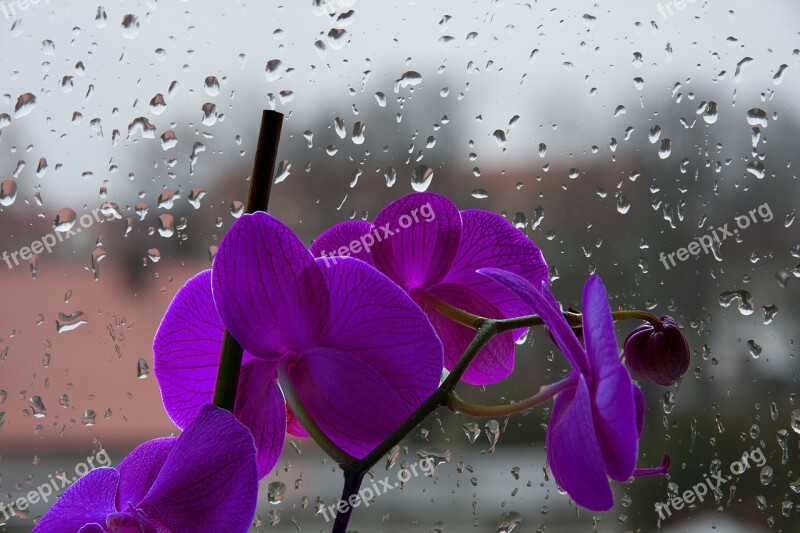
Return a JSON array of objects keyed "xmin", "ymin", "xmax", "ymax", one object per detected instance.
[{"xmin": 624, "ymin": 315, "xmax": 689, "ymax": 386}]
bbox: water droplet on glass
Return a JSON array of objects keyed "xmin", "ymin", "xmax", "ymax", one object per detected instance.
[
  {"xmin": 351, "ymin": 121, "xmax": 365, "ymax": 144},
  {"xmin": 492, "ymin": 129, "xmax": 507, "ymax": 149},
  {"xmin": 719, "ymin": 290, "xmax": 755, "ymax": 316},
  {"xmin": 773, "ymin": 64, "xmax": 788, "ymax": 85},
  {"xmin": 203, "ymin": 75, "xmax": 220, "ymax": 96},
  {"xmin": 127, "ymin": 117, "xmax": 156, "ymax": 139},
  {"xmin": 160, "ymin": 130, "xmax": 178, "ymax": 151},
  {"xmin": 484, "ymin": 419, "xmax": 500, "ymax": 453},
  {"xmin": 81, "ymin": 409, "xmax": 97, "ymax": 426},
  {"xmin": 746, "ymin": 339, "xmax": 762, "ymax": 359},
  {"xmin": 411, "ymin": 165, "xmax": 434, "ymax": 192},
  {"xmin": 267, "ymin": 481, "xmax": 287, "ymax": 504},
  {"xmin": 658, "ymin": 138, "xmax": 672, "ymax": 159},
  {"xmin": 54, "ymin": 208, "xmax": 77, "ymax": 232},
  {"xmin": 188, "ymin": 188, "xmax": 206, "ymax": 209},
  {"xmin": 121, "ymin": 14, "xmax": 140, "ymax": 39},
  {"xmin": 334, "ymin": 116, "xmax": 346, "ymax": 139},
  {"xmin": 201, "ymin": 103, "xmax": 218, "ymax": 126},
  {"xmin": 274, "ymin": 160, "xmax": 291, "ymax": 183},
  {"xmin": 416, "ymin": 447, "xmax": 450, "ymax": 476},
  {"xmin": 384, "ymin": 167, "xmax": 396, "ymax": 187},
  {"xmin": 394, "ymin": 71, "xmax": 422, "ymax": 93},
  {"xmin": 746, "ymin": 108, "xmax": 768, "ymax": 127},
  {"xmin": 56, "ymin": 311, "xmax": 88, "ymax": 333},
  {"xmin": 137, "ymin": 358, "xmax": 150, "ymax": 378},
  {"xmin": 95, "ymin": 6, "xmax": 108, "ymax": 27},
  {"xmin": 734, "ymin": 56, "xmax": 753, "ymax": 83},
  {"xmin": 760, "ymin": 465, "xmax": 773, "ymax": 486},
  {"xmin": 702, "ymin": 101, "xmax": 719, "ymax": 124},
  {"xmin": 462, "ymin": 422, "xmax": 481, "ymax": 444},
  {"xmin": 29, "ymin": 396, "xmax": 46, "ymax": 418},
  {"xmin": 157, "ymin": 214, "xmax": 174, "ymax": 238},
  {"xmin": 495, "ymin": 511, "xmax": 522, "ymax": 533},
  {"xmin": 14, "ymin": 93, "xmax": 37, "ymax": 118},
  {"xmin": 790, "ymin": 409, "xmax": 800, "ymax": 435},
  {"xmin": 0, "ymin": 180, "xmax": 18, "ymax": 206}
]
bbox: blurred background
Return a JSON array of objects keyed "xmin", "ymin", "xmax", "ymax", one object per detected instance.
[{"xmin": 1, "ymin": 1, "xmax": 798, "ymax": 531}]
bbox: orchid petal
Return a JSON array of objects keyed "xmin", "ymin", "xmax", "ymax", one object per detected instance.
[
  {"xmin": 287, "ymin": 405, "xmax": 310, "ymax": 438},
  {"xmin": 116, "ymin": 438, "xmax": 174, "ymax": 510},
  {"xmin": 582, "ymin": 276, "xmax": 638, "ymax": 481},
  {"xmin": 154, "ymin": 270, "xmax": 260, "ymax": 432},
  {"xmin": 283, "ymin": 348, "xmax": 408, "ymax": 459},
  {"xmin": 372, "ymin": 192, "xmax": 462, "ymax": 290},
  {"xmin": 310, "ymin": 220, "xmax": 375, "ymax": 266},
  {"xmin": 77, "ymin": 525, "xmax": 105, "ymax": 533},
  {"xmin": 443, "ymin": 209, "xmax": 548, "ymax": 330},
  {"xmin": 546, "ymin": 375, "xmax": 613, "ymax": 512},
  {"xmin": 32, "ymin": 468, "xmax": 120, "ymax": 533},
  {"xmin": 422, "ymin": 283, "xmax": 514, "ymax": 385},
  {"xmin": 317, "ymin": 257, "xmax": 443, "ymax": 410},
  {"xmin": 633, "ymin": 384, "xmax": 646, "ymax": 438},
  {"xmin": 478, "ymin": 268, "xmax": 589, "ymax": 373},
  {"xmin": 234, "ymin": 360, "xmax": 286, "ymax": 478},
  {"xmin": 154, "ymin": 271, "xmax": 224, "ymax": 428},
  {"xmin": 138, "ymin": 405, "xmax": 258, "ymax": 533},
  {"xmin": 212, "ymin": 212, "xmax": 328, "ymax": 357}
]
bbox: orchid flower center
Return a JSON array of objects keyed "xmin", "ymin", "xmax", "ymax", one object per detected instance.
[{"xmin": 106, "ymin": 505, "xmax": 159, "ymax": 533}]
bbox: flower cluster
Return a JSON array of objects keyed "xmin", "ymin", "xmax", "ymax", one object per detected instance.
[{"xmin": 36, "ymin": 192, "xmax": 688, "ymax": 531}]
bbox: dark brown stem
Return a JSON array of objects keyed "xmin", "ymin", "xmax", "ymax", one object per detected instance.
[{"xmin": 212, "ymin": 110, "xmax": 284, "ymax": 412}]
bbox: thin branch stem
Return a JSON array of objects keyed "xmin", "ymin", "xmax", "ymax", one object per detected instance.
[
  {"xmin": 446, "ymin": 374, "xmax": 578, "ymax": 418},
  {"xmin": 416, "ymin": 289, "xmax": 485, "ymax": 330}
]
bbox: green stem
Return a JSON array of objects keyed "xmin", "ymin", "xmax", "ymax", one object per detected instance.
[
  {"xmin": 446, "ymin": 374, "xmax": 578, "ymax": 417},
  {"xmin": 212, "ymin": 110, "xmax": 283, "ymax": 412},
  {"xmin": 611, "ymin": 309, "xmax": 664, "ymax": 329},
  {"xmin": 326, "ymin": 306, "xmax": 662, "ymax": 530},
  {"xmin": 330, "ymin": 321, "xmax": 498, "ymax": 531},
  {"xmin": 416, "ymin": 288, "xmax": 485, "ymax": 330},
  {"xmin": 331, "ymin": 470, "xmax": 366, "ymax": 533},
  {"xmin": 278, "ymin": 363, "xmax": 356, "ymax": 467}
]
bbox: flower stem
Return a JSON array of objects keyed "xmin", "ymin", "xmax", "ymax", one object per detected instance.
[
  {"xmin": 446, "ymin": 374, "xmax": 578, "ymax": 417},
  {"xmin": 416, "ymin": 289, "xmax": 485, "ymax": 330},
  {"xmin": 611, "ymin": 309, "xmax": 664, "ymax": 329},
  {"xmin": 326, "ymin": 306, "xmax": 664, "ymax": 531},
  {"xmin": 331, "ymin": 470, "xmax": 366, "ymax": 533},
  {"xmin": 329, "ymin": 321, "xmax": 498, "ymax": 531},
  {"xmin": 212, "ymin": 110, "xmax": 284, "ymax": 413}
]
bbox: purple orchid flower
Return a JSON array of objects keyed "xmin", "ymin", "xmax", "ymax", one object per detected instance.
[
  {"xmin": 310, "ymin": 192, "xmax": 548, "ymax": 385},
  {"xmin": 154, "ymin": 212, "xmax": 443, "ymax": 478},
  {"xmin": 33, "ymin": 404, "xmax": 258, "ymax": 533},
  {"xmin": 479, "ymin": 269, "xmax": 669, "ymax": 511}
]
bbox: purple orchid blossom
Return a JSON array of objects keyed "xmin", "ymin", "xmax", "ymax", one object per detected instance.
[
  {"xmin": 154, "ymin": 212, "xmax": 444, "ymax": 478},
  {"xmin": 479, "ymin": 269, "xmax": 669, "ymax": 511},
  {"xmin": 310, "ymin": 192, "xmax": 548, "ymax": 385},
  {"xmin": 33, "ymin": 404, "xmax": 258, "ymax": 533}
]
